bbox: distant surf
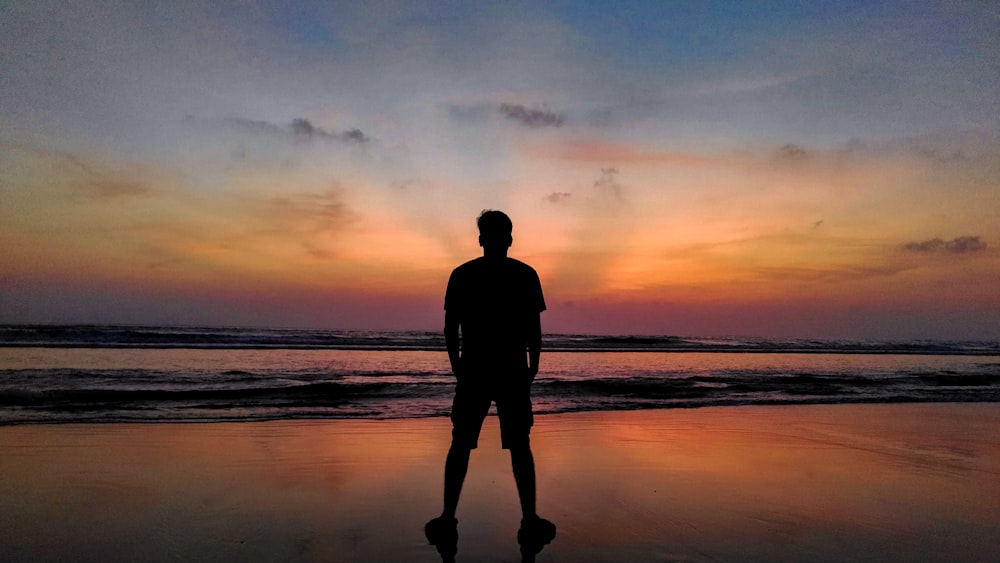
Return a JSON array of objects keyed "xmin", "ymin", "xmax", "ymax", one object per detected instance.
[
  {"xmin": 2, "ymin": 324, "xmax": 997, "ymax": 354},
  {"xmin": 1, "ymin": 325, "xmax": 997, "ymax": 424}
]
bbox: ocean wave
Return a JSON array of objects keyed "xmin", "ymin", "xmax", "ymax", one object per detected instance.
[
  {"xmin": 2, "ymin": 365, "xmax": 996, "ymax": 425},
  {"xmin": 2, "ymin": 324, "xmax": 998, "ymax": 355}
]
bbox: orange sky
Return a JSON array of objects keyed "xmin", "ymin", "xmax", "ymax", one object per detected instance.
[{"xmin": 1, "ymin": 2, "xmax": 998, "ymax": 340}]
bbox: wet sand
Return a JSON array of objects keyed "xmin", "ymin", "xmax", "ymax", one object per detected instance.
[{"xmin": 1, "ymin": 403, "xmax": 998, "ymax": 562}]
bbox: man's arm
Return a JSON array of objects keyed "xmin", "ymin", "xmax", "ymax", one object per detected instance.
[
  {"xmin": 445, "ymin": 309, "xmax": 462, "ymax": 379},
  {"xmin": 527, "ymin": 312, "xmax": 541, "ymax": 380}
]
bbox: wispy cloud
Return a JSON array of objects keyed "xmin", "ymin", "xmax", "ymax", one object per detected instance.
[
  {"xmin": 257, "ymin": 189, "xmax": 356, "ymax": 259},
  {"xmin": 545, "ymin": 167, "xmax": 633, "ymax": 296},
  {"xmin": 593, "ymin": 167, "xmax": 624, "ymax": 201},
  {"xmin": 63, "ymin": 155, "xmax": 154, "ymax": 200},
  {"xmin": 748, "ymin": 264, "xmax": 908, "ymax": 283},
  {"xmin": 447, "ymin": 103, "xmax": 492, "ymax": 124},
  {"xmin": 775, "ymin": 143, "xmax": 808, "ymax": 161},
  {"xmin": 529, "ymin": 141, "xmax": 712, "ymax": 165},
  {"xmin": 903, "ymin": 236, "xmax": 988, "ymax": 254},
  {"xmin": 2, "ymin": 143, "xmax": 157, "ymax": 201}
]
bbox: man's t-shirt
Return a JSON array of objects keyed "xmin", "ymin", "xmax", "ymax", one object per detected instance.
[{"xmin": 445, "ymin": 256, "xmax": 545, "ymax": 371}]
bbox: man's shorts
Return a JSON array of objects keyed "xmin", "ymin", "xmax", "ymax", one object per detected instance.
[{"xmin": 450, "ymin": 375, "xmax": 533, "ymax": 450}]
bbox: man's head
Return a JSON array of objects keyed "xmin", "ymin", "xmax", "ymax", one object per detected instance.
[{"xmin": 477, "ymin": 210, "xmax": 513, "ymax": 251}]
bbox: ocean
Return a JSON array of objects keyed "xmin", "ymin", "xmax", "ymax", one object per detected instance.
[{"xmin": 1, "ymin": 325, "xmax": 998, "ymax": 424}]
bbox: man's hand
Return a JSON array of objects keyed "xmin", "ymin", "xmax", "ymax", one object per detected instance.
[
  {"xmin": 526, "ymin": 364, "xmax": 539, "ymax": 382},
  {"xmin": 451, "ymin": 361, "xmax": 467, "ymax": 383}
]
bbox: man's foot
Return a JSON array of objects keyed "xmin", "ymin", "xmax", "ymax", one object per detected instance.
[
  {"xmin": 424, "ymin": 516, "xmax": 458, "ymax": 546},
  {"xmin": 517, "ymin": 516, "xmax": 556, "ymax": 546}
]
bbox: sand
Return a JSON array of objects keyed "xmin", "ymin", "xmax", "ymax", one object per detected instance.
[{"xmin": 1, "ymin": 403, "xmax": 998, "ymax": 562}]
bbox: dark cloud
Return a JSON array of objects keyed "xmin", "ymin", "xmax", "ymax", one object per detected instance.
[
  {"xmin": 903, "ymin": 236, "xmax": 987, "ymax": 254},
  {"xmin": 498, "ymin": 104, "xmax": 565, "ymax": 128},
  {"xmin": 544, "ymin": 192, "xmax": 572, "ymax": 204},
  {"xmin": 223, "ymin": 117, "xmax": 371, "ymax": 144},
  {"xmin": 448, "ymin": 102, "xmax": 567, "ymax": 128},
  {"xmin": 342, "ymin": 128, "xmax": 371, "ymax": 143},
  {"xmin": 291, "ymin": 118, "xmax": 370, "ymax": 144},
  {"xmin": 290, "ymin": 118, "xmax": 317, "ymax": 136}
]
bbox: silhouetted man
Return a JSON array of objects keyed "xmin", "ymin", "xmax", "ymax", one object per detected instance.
[{"xmin": 426, "ymin": 210, "xmax": 556, "ymax": 557}]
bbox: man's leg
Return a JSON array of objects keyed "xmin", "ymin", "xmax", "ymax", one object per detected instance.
[
  {"xmin": 509, "ymin": 445, "xmax": 536, "ymax": 519},
  {"xmin": 427, "ymin": 443, "xmax": 469, "ymax": 549},
  {"xmin": 511, "ymin": 444, "xmax": 556, "ymax": 551},
  {"xmin": 502, "ymin": 394, "xmax": 556, "ymax": 549},
  {"xmin": 442, "ymin": 443, "xmax": 471, "ymax": 518},
  {"xmin": 441, "ymin": 379, "xmax": 488, "ymax": 519}
]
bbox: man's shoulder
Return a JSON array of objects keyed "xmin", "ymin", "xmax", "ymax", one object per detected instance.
[
  {"xmin": 504, "ymin": 257, "xmax": 540, "ymax": 278},
  {"xmin": 452, "ymin": 257, "xmax": 537, "ymax": 272},
  {"xmin": 450, "ymin": 257, "xmax": 483, "ymax": 277}
]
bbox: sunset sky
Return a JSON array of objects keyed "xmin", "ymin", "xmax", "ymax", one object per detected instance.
[{"xmin": 2, "ymin": 1, "xmax": 998, "ymax": 340}]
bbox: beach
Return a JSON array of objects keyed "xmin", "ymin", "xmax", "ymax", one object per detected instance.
[{"xmin": 1, "ymin": 403, "xmax": 997, "ymax": 562}]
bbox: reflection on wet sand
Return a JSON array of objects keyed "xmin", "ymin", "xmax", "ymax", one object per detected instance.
[{"xmin": 0, "ymin": 403, "xmax": 998, "ymax": 561}]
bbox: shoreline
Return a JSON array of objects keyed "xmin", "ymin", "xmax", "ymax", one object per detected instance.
[
  {"xmin": 4, "ymin": 343, "xmax": 999, "ymax": 356},
  {"xmin": 2, "ymin": 403, "xmax": 998, "ymax": 561},
  {"xmin": 4, "ymin": 398, "xmax": 1000, "ymax": 427},
  {"xmin": 3, "ymin": 398, "xmax": 1000, "ymax": 427}
]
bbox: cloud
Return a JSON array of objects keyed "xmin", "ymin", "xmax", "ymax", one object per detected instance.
[
  {"xmin": 545, "ymin": 166, "xmax": 632, "ymax": 296},
  {"xmin": 540, "ymin": 169, "xmax": 621, "ymax": 206},
  {"xmin": 498, "ymin": 103, "xmax": 565, "ymax": 128},
  {"xmin": 80, "ymin": 177, "xmax": 151, "ymax": 199},
  {"xmin": 62, "ymin": 154, "xmax": 154, "ymax": 199},
  {"xmin": 164, "ymin": 188, "xmax": 359, "ymax": 265},
  {"xmin": 262, "ymin": 189, "xmax": 354, "ymax": 237},
  {"xmin": 290, "ymin": 118, "xmax": 371, "ymax": 144},
  {"xmin": 594, "ymin": 167, "xmax": 624, "ymax": 200},
  {"xmin": 447, "ymin": 102, "xmax": 567, "ymax": 129},
  {"xmin": 0, "ymin": 144, "xmax": 158, "ymax": 201},
  {"xmin": 221, "ymin": 117, "xmax": 285, "ymax": 135},
  {"xmin": 341, "ymin": 128, "xmax": 371, "ymax": 144},
  {"xmin": 224, "ymin": 117, "xmax": 371, "ymax": 144},
  {"xmin": 776, "ymin": 143, "xmax": 808, "ymax": 161},
  {"xmin": 752, "ymin": 264, "xmax": 908, "ymax": 283},
  {"xmin": 903, "ymin": 236, "xmax": 987, "ymax": 254},
  {"xmin": 290, "ymin": 118, "xmax": 319, "ymax": 137},
  {"xmin": 0, "ymin": 143, "xmax": 155, "ymax": 201}
]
